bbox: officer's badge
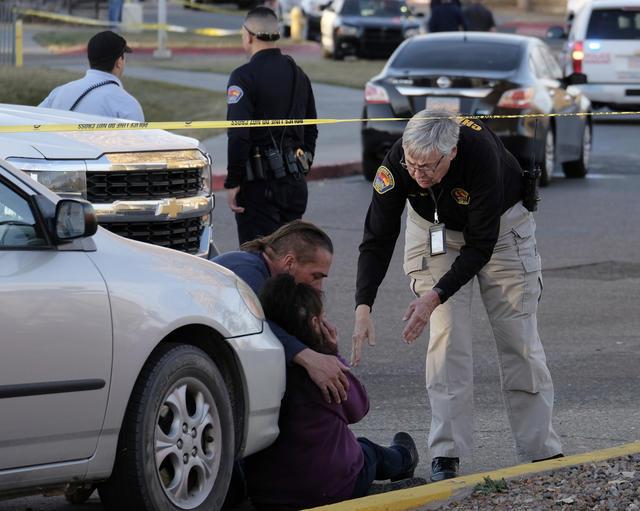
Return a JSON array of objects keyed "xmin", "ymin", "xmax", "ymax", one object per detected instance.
[
  {"xmin": 373, "ymin": 166, "xmax": 395, "ymax": 195},
  {"xmin": 227, "ymin": 86, "xmax": 244, "ymax": 104},
  {"xmin": 451, "ymin": 187, "xmax": 470, "ymax": 205}
]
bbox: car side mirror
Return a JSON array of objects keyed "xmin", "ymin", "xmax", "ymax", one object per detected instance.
[
  {"xmin": 546, "ymin": 25, "xmax": 567, "ymax": 39},
  {"xmin": 55, "ymin": 199, "xmax": 98, "ymax": 242},
  {"xmin": 562, "ymin": 72, "xmax": 588, "ymax": 87}
]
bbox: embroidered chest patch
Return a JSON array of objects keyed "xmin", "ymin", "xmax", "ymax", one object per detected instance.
[
  {"xmin": 227, "ymin": 85, "xmax": 244, "ymax": 104},
  {"xmin": 373, "ymin": 166, "xmax": 395, "ymax": 194},
  {"xmin": 451, "ymin": 187, "xmax": 470, "ymax": 205}
]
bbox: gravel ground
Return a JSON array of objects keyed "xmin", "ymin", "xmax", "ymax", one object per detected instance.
[{"xmin": 439, "ymin": 455, "xmax": 640, "ymax": 510}]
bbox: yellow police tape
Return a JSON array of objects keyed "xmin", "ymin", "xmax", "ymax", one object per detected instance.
[
  {"xmin": 0, "ymin": 111, "xmax": 639, "ymax": 134},
  {"xmin": 16, "ymin": 8, "xmax": 241, "ymax": 37}
]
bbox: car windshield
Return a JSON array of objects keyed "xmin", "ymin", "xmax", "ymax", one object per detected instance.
[
  {"xmin": 340, "ymin": 0, "xmax": 410, "ymax": 17},
  {"xmin": 390, "ymin": 40, "xmax": 522, "ymax": 72},
  {"xmin": 586, "ymin": 8, "xmax": 640, "ymax": 39}
]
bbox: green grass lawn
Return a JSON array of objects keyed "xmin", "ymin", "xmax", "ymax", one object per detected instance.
[
  {"xmin": 0, "ymin": 67, "xmax": 228, "ymax": 140},
  {"xmin": 132, "ymin": 55, "xmax": 386, "ymax": 89}
]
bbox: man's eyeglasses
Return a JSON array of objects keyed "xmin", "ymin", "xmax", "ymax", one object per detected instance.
[{"xmin": 400, "ymin": 153, "xmax": 446, "ymax": 175}]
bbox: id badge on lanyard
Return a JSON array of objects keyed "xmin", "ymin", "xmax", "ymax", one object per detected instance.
[{"xmin": 428, "ymin": 187, "xmax": 447, "ymax": 256}]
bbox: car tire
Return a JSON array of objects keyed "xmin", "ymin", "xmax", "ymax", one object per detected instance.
[
  {"xmin": 98, "ymin": 344, "xmax": 234, "ymax": 511},
  {"xmin": 332, "ymin": 35, "xmax": 344, "ymax": 60},
  {"xmin": 539, "ymin": 129, "xmax": 555, "ymax": 188},
  {"xmin": 362, "ymin": 152, "xmax": 380, "ymax": 182},
  {"xmin": 562, "ymin": 122, "xmax": 591, "ymax": 179}
]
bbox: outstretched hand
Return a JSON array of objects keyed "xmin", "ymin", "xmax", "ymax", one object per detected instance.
[
  {"xmin": 401, "ymin": 291, "xmax": 441, "ymax": 343},
  {"xmin": 351, "ymin": 304, "xmax": 376, "ymax": 367}
]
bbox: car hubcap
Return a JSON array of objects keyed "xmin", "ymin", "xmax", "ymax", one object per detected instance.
[{"xmin": 155, "ymin": 378, "xmax": 221, "ymax": 509}]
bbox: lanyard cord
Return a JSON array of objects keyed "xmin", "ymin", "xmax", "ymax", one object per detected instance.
[{"xmin": 427, "ymin": 187, "xmax": 444, "ymax": 224}]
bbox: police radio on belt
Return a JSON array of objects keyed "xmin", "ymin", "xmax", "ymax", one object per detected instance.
[{"xmin": 522, "ymin": 119, "xmax": 541, "ymax": 212}]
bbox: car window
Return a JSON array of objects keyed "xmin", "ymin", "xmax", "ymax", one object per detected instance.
[
  {"xmin": 391, "ymin": 40, "xmax": 522, "ymax": 71},
  {"xmin": 530, "ymin": 45, "xmax": 551, "ymax": 78},
  {"xmin": 586, "ymin": 8, "xmax": 640, "ymax": 39},
  {"xmin": 0, "ymin": 180, "xmax": 47, "ymax": 249},
  {"xmin": 340, "ymin": 0, "xmax": 409, "ymax": 17},
  {"xmin": 540, "ymin": 45, "xmax": 563, "ymax": 79}
]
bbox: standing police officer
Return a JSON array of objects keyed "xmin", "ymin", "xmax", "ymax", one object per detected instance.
[
  {"xmin": 351, "ymin": 110, "xmax": 563, "ymax": 482},
  {"xmin": 225, "ymin": 6, "xmax": 318, "ymax": 245}
]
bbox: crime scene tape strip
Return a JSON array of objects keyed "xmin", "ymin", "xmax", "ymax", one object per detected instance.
[
  {"xmin": 16, "ymin": 8, "xmax": 241, "ymax": 37},
  {"xmin": 0, "ymin": 111, "xmax": 640, "ymax": 134}
]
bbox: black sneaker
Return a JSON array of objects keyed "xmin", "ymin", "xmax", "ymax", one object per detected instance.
[
  {"xmin": 532, "ymin": 453, "xmax": 564, "ymax": 463},
  {"xmin": 390, "ymin": 432, "xmax": 419, "ymax": 482},
  {"xmin": 430, "ymin": 457, "xmax": 459, "ymax": 482}
]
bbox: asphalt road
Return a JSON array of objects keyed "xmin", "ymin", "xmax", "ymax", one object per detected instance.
[{"xmin": 3, "ymin": 118, "xmax": 639, "ymax": 510}]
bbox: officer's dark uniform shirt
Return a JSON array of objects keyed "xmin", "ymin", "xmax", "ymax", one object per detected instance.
[
  {"xmin": 225, "ymin": 48, "xmax": 318, "ymax": 189},
  {"xmin": 356, "ymin": 119, "xmax": 523, "ymax": 308}
]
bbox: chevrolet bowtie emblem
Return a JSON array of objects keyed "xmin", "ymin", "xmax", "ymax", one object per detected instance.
[{"xmin": 156, "ymin": 198, "xmax": 183, "ymax": 218}]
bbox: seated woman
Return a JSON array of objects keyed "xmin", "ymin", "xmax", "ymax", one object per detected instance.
[{"xmin": 244, "ymin": 274, "xmax": 420, "ymax": 510}]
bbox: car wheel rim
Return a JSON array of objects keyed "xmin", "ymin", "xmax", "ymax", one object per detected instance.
[
  {"xmin": 545, "ymin": 131, "xmax": 555, "ymax": 180},
  {"xmin": 582, "ymin": 125, "xmax": 591, "ymax": 169},
  {"xmin": 155, "ymin": 377, "xmax": 222, "ymax": 509}
]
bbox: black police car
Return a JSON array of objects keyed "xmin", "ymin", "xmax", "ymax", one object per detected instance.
[
  {"xmin": 361, "ymin": 32, "xmax": 593, "ymax": 185},
  {"xmin": 320, "ymin": 0, "xmax": 422, "ymax": 60}
]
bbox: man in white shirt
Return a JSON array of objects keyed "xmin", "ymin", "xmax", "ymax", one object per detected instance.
[{"xmin": 40, "ymin": 31, "xmax": 144, "ymax": 122}]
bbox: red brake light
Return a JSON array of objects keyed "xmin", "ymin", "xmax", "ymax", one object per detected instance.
[
  {"xmin": 497, "ymin": 88, "xmax": 534, "ymax": 109},
  {"xmin": 365, "ymin": 83, "xmax": 390, "ymax": 104},
  {"xmin": 571, "ymin": 41, "xmax": 584, "ymax": 73}
]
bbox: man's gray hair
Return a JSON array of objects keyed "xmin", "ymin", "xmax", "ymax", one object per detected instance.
[{"xmin": 402, "ymin": 109, "xmax": 461, "ymax": 160}]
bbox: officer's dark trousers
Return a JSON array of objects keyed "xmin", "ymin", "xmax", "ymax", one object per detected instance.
[{"xmin": 235, "ymin": 175, "xmax": 308, "ymax": 245}]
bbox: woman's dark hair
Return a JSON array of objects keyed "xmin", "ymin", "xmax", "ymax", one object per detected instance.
[{"xmin": 259, "ymin": 274, "xmax": 336, "ymax": 355}]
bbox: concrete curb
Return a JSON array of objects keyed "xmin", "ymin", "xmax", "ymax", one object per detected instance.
[
  {"xmin": 212, "ymin": 160, "xmax": 362, "ymax": 191},
  {"xmin": 304, "ymin": 441, "xmax": 640, "ymax": 511}
]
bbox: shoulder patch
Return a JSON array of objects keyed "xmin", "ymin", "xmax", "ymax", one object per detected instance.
[
  {"xmin": 373, "ymin": 166, "xmax": 395, "ymax": 195},
  {"xmin": 459, "ymin": 117, "xmax": 482, "ymax": 131},
  {"xmin": 451, "ymin": 187, "xmax": 470, "ymax": 205},
  {"xmin": 227, "ymin": 85, "xmax": 244, "ymax": 104}
]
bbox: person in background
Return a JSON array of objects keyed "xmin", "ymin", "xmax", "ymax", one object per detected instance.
[
  {"xmin": 428, "ymin": 0, "xmax": 467, "ymax": 32},
  {"xmin": 225, "ymin": 6, "xmax": 318, "ymax": 245},
  {"xmin": 108, "ymin": 0, "xmax": 124, "ymax": 26},
  {"xmin": 39, "ymin": 31, "xmax": 144, "ymax": 122},
  {"xmin": 462, "ymin": 0, "xmax": 496, "ymax": 31},
  {"xmin": 244, "ymin": 274, "xmax": 420, "ymax": 510}
]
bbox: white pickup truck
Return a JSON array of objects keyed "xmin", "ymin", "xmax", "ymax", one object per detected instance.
[{"xmin": 0, "ymin": 103, "xmax": 217, "ymax": 257}]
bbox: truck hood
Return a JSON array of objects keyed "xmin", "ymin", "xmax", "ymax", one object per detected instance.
[{"xmin": 0, "ymin": 103, "xmax": 199, "ymax": 160}]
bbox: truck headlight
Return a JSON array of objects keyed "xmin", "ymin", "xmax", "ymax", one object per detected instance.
[
  {"xmin": 199, "ymin": 148, "xmax": 213, "ymax": 194},
  {"xmin": 6, "ymin": 158, "xmax": 87, "ymax": 198}
]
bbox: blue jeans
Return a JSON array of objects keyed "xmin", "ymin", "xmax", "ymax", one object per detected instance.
[
  {"xmin": 108, "ymin": 0, "xmax": 123, "ymax": 23},
  {"xmin": 351, "ymin": 437, "xmax": 411, "ymax": 498}
]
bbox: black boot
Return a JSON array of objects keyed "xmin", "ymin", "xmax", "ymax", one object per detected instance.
[
  {"xmin": 430, "ymin": 457, "xmax": 459, "ymax": 482},
  {"xmin": 390, "ymin": 432, "xmax": 419, "ymax": 482}
]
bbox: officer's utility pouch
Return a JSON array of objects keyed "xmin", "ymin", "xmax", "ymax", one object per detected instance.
[
  {"xmin": 284, "ymin": 149, "xmax": 300, "ymax": 177},
  {"xmin": 263, "ymin": 147, "xmax": 287, "ymax": 179},
  {"xmin": 295, "ymin": 148, "xmax": 312, "ymax": 175},
  {"xmin": 522, "ymin": 165, "xmax": 541, "ymax": 212}
]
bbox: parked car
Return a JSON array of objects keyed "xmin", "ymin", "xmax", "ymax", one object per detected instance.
[
  {"xmin": 0, "ymin": 104, "xmax": 217, "ymax": 257},
  {"xmin": 561, "ymin": 0, "xmax": 640, "ymax": 110},
  {"xmin": 0, "ymin": 158, "xmax": 285, "ymax": 510},
  {"xmin": 361, "ymin": 32, "xmax": 593, "ymax": 186},
  {"xmin": 320, "ymin": 0, "xmax": 422, "ymax": 59}
]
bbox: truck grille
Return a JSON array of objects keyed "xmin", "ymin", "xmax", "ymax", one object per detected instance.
[
  {"xmin": 101, "ymin": 216, "xmax": 205, "ymax": 254},
  {"xmin": 87, "ymin": 168, "xmax": 203, "ymax": 203},
  {"xmin": 362, "ymin": 27, "xmax": 404, "ymax": 56}
]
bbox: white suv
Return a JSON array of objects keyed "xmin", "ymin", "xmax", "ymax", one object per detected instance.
[{"xmin": 564, "ymin": 0, "xmax": 640, "ymax": 108}]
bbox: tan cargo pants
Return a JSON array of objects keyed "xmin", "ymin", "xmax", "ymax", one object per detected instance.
[{"xmin": 404, "ymin": 201, "xmax": 562, "ymax": 462}]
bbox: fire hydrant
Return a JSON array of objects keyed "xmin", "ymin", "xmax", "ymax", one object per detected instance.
[{"xmin": 290, "ymin": 6, "xmax": 305, "ymax": 42}]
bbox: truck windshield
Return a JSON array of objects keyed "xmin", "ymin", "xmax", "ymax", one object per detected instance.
[{"xmin": 586, "ymin": 8, "xmax": 640, "ymax": 39}]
